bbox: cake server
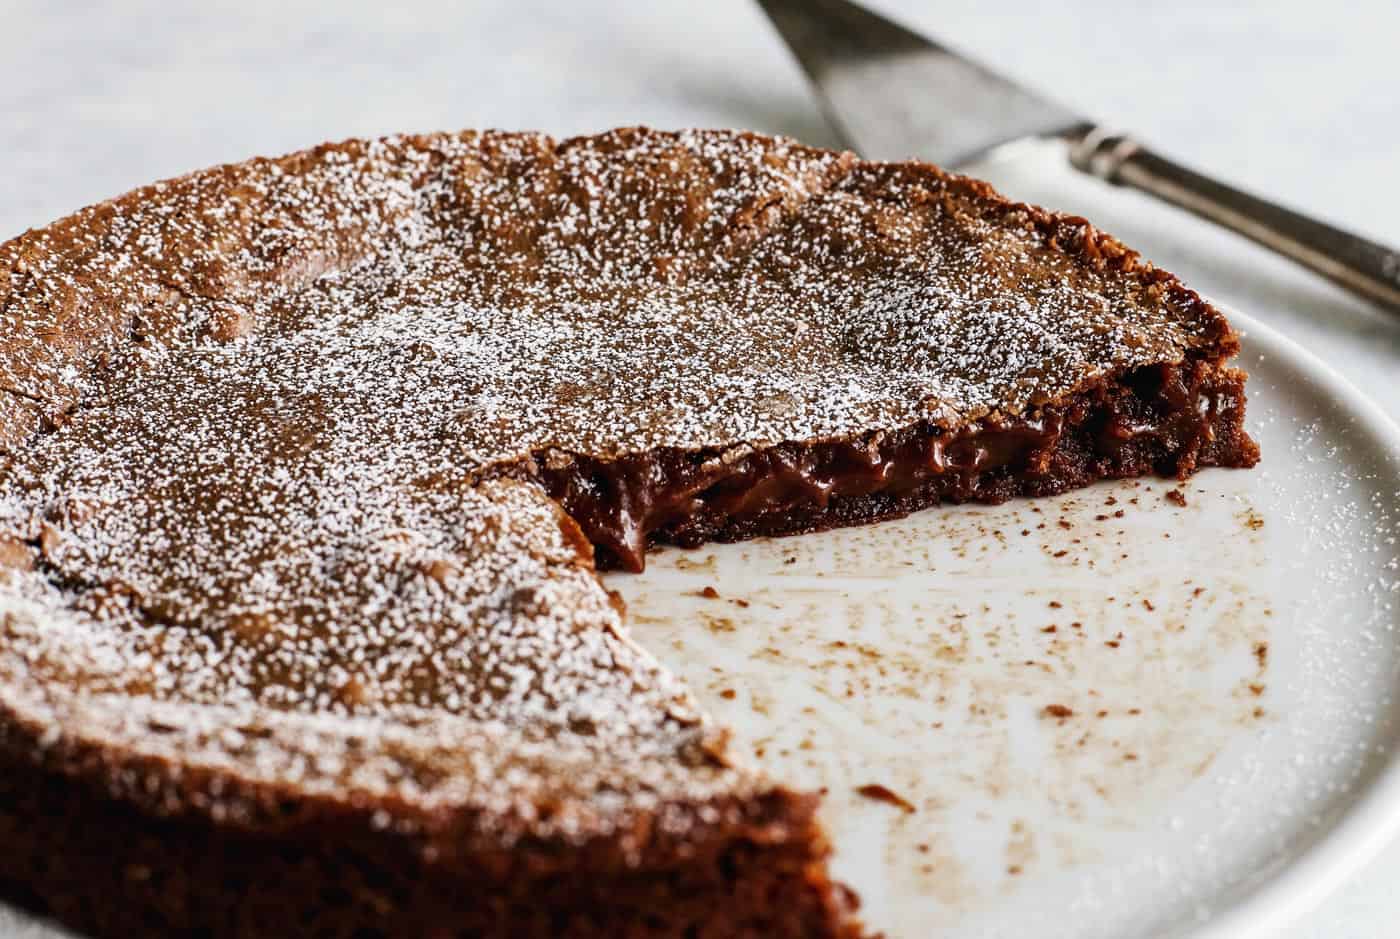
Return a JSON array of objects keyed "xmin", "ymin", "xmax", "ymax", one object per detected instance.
[{"xmin": 756, "ymin": 0, "xmax": 1400, "ymax": 317}]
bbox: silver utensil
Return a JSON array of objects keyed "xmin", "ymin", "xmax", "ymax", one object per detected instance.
[{"xmin": 757, "ymin": 0, "xmax": 1400, "ymax": 317}]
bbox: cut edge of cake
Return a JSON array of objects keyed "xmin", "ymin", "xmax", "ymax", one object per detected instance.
[{"xmin": 0, "ymin": 126, "xmax": 1257, "ymax": 939}]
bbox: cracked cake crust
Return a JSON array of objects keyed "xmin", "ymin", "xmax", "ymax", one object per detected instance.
[{"xmin": 0, "ymin": 126, "xmax": 1256, "ymax": 937}]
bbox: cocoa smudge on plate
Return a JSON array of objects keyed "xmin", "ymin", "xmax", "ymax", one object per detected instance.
[{"xmin": 856, "ymin": 784, "xmax": 917, "ymax": 813}]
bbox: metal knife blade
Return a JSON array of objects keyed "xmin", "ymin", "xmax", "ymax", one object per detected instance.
[
  {"xmin": 756, "ymin": 0, "xmax": 1088, "ymax": 167},
  {"xmin": 756, "ymin": 0, "xmax": 1400, "ymax": 316}
]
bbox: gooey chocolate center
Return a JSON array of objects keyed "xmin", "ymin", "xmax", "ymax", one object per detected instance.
[{"xmin": 542, "ymin": 361, "xmax": 1223, "ymax": 572}]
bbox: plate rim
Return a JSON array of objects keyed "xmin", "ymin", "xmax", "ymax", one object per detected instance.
[{"xmin": 1174, "ymin": 304, "xmax": 1400, "ymax": 939}]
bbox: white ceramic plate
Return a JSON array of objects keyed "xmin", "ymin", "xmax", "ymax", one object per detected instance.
[{"xmin": 4, "ymin": 308, "xmax": 1398, "ymax": 938}]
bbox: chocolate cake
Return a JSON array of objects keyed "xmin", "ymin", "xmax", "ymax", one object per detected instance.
[{"xmin": 0, "ymin": 127, "xmax": 1257, "ymax": 938}]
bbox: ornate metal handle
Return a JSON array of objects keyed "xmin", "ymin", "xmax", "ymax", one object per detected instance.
[{"xmin": 1069, "ymin": 127, "xmax": 1400, "ymax": 317}]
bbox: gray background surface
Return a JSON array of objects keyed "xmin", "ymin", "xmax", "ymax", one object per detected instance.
[{"xmin": 2, "ymin": 1, "xmax": 1397, "ymax": 935}]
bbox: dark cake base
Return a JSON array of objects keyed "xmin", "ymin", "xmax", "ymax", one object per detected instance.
[{"xmin": 0, "ymin": 754, "xmax": 861, "ymax": 939}]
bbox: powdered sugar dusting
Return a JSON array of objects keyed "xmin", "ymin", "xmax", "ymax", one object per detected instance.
[
  {"xmin": 0, "ymin": 476, "xmax": 748, "ymax": 843},
  {"xmin": 0, "ymin": 127, "xmax": 1230, "ymax": 843}
]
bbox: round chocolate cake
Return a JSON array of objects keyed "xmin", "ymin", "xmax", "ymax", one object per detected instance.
[{"xmin": 0, "ymin": 127, "xmax": 1257, "ymax": 937}]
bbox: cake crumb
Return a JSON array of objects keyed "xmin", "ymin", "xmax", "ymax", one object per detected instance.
[{"xmin": 856, "ymin": 784, "xmax": 916, "ymax": 813}]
